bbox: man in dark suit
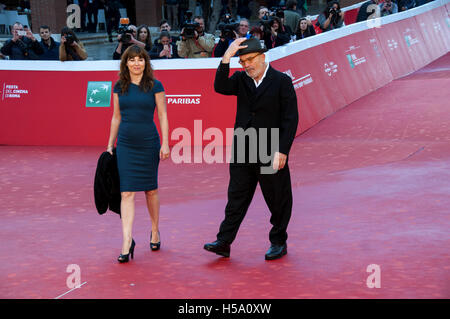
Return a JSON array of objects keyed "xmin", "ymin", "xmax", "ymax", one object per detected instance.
[{"xmin": 204, "ymin": 37, "xmax": 299, "ymax": 260}]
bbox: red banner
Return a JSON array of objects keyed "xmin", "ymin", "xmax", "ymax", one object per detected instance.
[
  {"xmin": 271, "ymin": 45, "xmax": 341, "ymax": 133},
  {"xmin": 414, "ymin": 10, "xmax": 448, "ymax": 61},
  {"xmin": 435, "ymin": 5, "xmax": 450, "ymax": 50},
  {"xmin": 397, "ymin": 17, "xmax": 432, "ymax": 71},
  {"xmin": 0, "ymin": 1, "xmax": 448, "ymax": 147},
  {"xmin": 344, "ymin": 8, "xmax": 360, "ymax": 26},
  {"xmin": 375, "ymin": 21, "xmax": 416, "ymax": 78}
]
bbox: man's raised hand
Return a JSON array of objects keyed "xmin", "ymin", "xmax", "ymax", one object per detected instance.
[{"xmin": 222, "ymin": 37, "xmax": 248, "ymax": 63}]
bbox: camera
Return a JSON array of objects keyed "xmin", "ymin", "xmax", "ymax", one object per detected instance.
[
  {"xmin": 259, "ymin": 15, "xmax": 280, "ymax": 36},
  {"xmin": 217, "ymin": 13, "xmax": 238, "ymax": 40},
  {"xmin": 118, "ymin": 18, "xmax": 133, "ymax": 44},
  {"xmin": 181, "ymin": 11, "xmax": 200, "ymax": 39},
  {"xmin": 65, "ymin": 33, "xmax": 75, "ymax": 45},
  {"xmin": 328, "ymin": 5, "xmax": 341, "ymax": 16},
  {"xmin": 271, "ymin": 7, "xmax": 285, "ymax": 19},
  {"xmin": 218, "ymin": 23, "xmax": 238, "ymax": 40}
]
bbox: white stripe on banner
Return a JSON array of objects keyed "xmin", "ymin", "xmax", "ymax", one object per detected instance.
[
  {"xmin": 166, "ymin": 95, "xmax": 202, "ymax": 97},
  {"xmin": 0, "ymin": 0, "xmax": 447, "ymax": 72}
]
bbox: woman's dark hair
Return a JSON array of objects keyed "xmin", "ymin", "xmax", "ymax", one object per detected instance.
[
  {"xmin": 60, "ymin": 26, "xmax": 83, "ymax": 60},
  {"xmin": 137, "ymin": 24, "xmax": 152, "ymax": 50},
  {"xmin": 323, "ymin": 1, "xmax": 341, "ymax": 16},
  {"xmin": 60, "ymin": 26, "xmax": 80, "ymax": 44},
  {"xmin": 159, "ymin": 30, "xmax": 171, "ymax": 41},
  {"xmin": 296, "ymin": 18, "xmax": 314, "ymax": 39},
  {"xmin": 269, "ymin": 16, "xmax": 282, "ymax": 31},
  {"xmin": 117, "ymin": 45, "xmax": 154, "ymax": 95}
]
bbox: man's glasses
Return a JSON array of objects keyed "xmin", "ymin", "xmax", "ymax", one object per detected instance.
[{"xmin": 238, "ymin": 53, "xmax": 262, "ymax": 65}]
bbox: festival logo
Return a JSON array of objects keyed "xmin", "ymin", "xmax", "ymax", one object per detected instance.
[
  {"xmin": 282, "ymin": 69, "xmax": 313, "ymax": 89},
  {"xmin": 345, "ymin": 45, "xmax": 366, "ymax": 68},
  {"xmin": 403, "ymin": 28, "xmax": 420, "ymax": 48},
  {"xmin": 85, "ymin": 81, "xmax": 112, "ymax": 107},
  {"xmin": 292, "ymin": 74, "xmax": 313, "ymax": 89},
  {"xmin": 433, "ymin": 22, "xmax": 442, "ymax": 33},
  {"xmin": 387, "ymin": 39, "xmax": 398, "ymax": 51},
  {"xmin": 1, "ymin": 83, "xmax": 29, "ymax": 100},
  {"xmin": 324, "ymin": 62, "xmax": 338, "ymax": 76}
]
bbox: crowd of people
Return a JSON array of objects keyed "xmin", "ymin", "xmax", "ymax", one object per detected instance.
[{"xmin": 0, "ymin": 0, "xmax": 436, "ymax": 61}]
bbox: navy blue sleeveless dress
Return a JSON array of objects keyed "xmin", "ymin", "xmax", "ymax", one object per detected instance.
[{"xmin": 113, "ymin": 80, "xmax": 164, "ymax": 192}]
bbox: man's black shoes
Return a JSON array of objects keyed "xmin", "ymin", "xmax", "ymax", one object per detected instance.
[
  {"xmin": 204, "ymin": 241, "xmax": 287, "ymax": 260},
  {"xmin": 265, "ymin": 243, "xmax": 287, "ymax": 260},
  {"xmin": 204, "ymin": 240, "xmax": 230, "ymax": 257}
]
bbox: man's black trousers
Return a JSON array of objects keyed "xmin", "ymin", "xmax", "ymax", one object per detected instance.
[{"xmin": 217, "ymin": 163, "xmax": 293, "ymax": 245}]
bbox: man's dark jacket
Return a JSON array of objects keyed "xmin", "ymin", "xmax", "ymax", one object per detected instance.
[
  {"xmin": 94, "ymin": 149, "xmax": 121, "ymax": 215},
  {"xmin": 39, "ymin": 38, "xmax": 60, "ymax": 60},
  {"xmin": 149, "ymin": 42, "xmax": 180, "ymax": 59},
  {"xmin": 214, "ymin": 62, "xmax": 299, "ymax": 165},
  {"xmin": 1, "ymin": 37, "xmax": 44, "ymax": 60}
]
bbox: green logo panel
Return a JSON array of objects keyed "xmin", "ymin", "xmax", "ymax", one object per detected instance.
[
  {"xmin": 404, "ymin": 36, "xmax": 411, "ymax": 47},
  {"xmin": 346, "ymin": 54, "xmax": 355, "ymax": 68},
  {"xmin": 86, "ymin": 81, "xmax": 112, "ymax": 107}
]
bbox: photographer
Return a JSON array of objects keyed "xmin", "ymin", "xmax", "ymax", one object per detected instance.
[
  {"xmin": 154, "ymin": 19, "xmax": 179, "ymax": 46},
  {"xmin": 273, "ymin": 8, "xmax": 294, "ymax": 39},
  {"xmin": 258, "ymin": 6, "xmax": 270, "ymax": 20},
  {"xmin": 262, "ymin": 16, "xmax": 290, "ymax": 49},
  {"xmin": 295, "ymin": 17, "xmax": 316, "ymax": 40},
  {"xmin": 153, "ymin": 19, "xmax": 180, "ymax": 45},
  {"xmin": 177, "ymin": 15, "xmax": 215, "ymax": 58},
  {"xmin": 149, "ymin": 31, "xmax": 179, "ymax": 59},
  {"xmin": 59, "ymin": 27, "xmax": 88, "ymax": 61},
  {"xmin": 137, "ymin": 24, "xmax": 153, "ymax": 51},
  {"xmin": 380, "ymin": 0, "xmax": 398, "ymax": 16},
  {"xmin": 214, "ymin": 14, "xmax": 239, "ymax": 58},
  {"xmin": 318, "ymin": 1, "xmax": 345, "ymax": 32},
  {"xmin": 39, "ymin": 25, "xmax": 60, "ymax": 60},
  {"xmin": 284, "ymin": 0, "xmax": 302, "ymax": 33},
  {"xmin": 113, "ymin": 24, "xmax": 147, "ymax": 60},
  {"xmin": 237, "ymin": 18, "xmax": 251, "ymax": 38},
  {"xmin": 1, "ymin": 22, "xmax": 43, "ymax": 60}
]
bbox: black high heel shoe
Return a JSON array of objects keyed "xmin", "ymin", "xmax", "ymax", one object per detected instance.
[
  {"xmin": 118, "ymin": 239, "xmax": 136, "ymax": 263},
  {"xmin": 150, "ymin": 231, "xmax": 160, "ymax": 251}
]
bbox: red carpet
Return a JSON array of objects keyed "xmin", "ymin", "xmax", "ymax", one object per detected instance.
[{"xmin": 1, "ymin": 53, "xmax": 449, "ymax": 299}]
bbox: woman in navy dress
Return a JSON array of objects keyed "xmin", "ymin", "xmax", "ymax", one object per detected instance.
[{"xmin": 107, "ymin": 45, "xmax": 170, "ymax": 263}]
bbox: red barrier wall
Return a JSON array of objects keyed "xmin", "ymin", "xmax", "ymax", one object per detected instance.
[
  {"xmin": 344, "ymin": 8, "xmax": 359, "ymax": 26},
  {"xmin": 415, "ymin": 9, "xmax": 448, "ymax": 61},
  {"xmin": 0, "ymin": 1, "xmax": 449, "ymax": 147}
]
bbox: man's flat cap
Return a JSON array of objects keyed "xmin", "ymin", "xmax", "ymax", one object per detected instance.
[{"xmin": 238, "ymin": 37, "xmax": 268, "ymax": 56}]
